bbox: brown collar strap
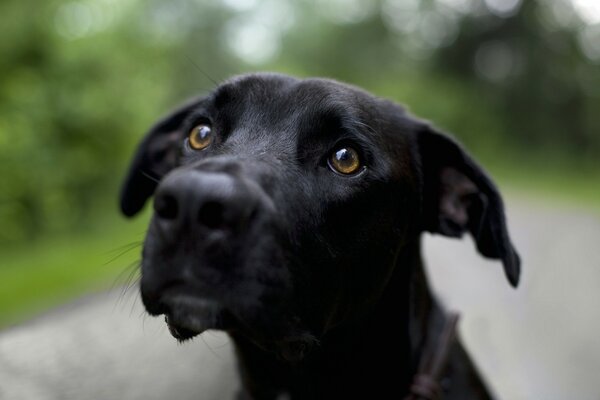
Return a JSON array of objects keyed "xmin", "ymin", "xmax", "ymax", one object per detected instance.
[{"xmin": 404, "ymin": 312, "xmax": 460, "ymax": 400}]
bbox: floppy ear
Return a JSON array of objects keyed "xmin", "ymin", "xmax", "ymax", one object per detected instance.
[
  {"xmin": 417, "ymin": 124, "xmax": 521, "ymax": 287},
  {"xmin": 120, "ymin": 97, "xmax": 204, "ymax": 217}
]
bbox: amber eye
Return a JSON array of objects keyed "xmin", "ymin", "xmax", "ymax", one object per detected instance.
[
  {"xmin": 328, "ymin": 146, "xmax": 362, "ymax": 175},
  {"xmin": 188, "ymin": 124, "xmax": 213, "ymax": 150}
]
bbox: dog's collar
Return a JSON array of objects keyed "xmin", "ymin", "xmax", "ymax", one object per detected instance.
[{"xmin": 405, "ymin": 312, "xmax": 460, "ymax": 400}]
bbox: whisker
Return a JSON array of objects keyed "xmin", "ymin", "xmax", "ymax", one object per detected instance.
[
  {"xmin": 355, "ymin": 119, "xmax": 377, "ymax": 136},
  {"xmin": 122, "ymin": 273, "xmax": 141, "ymax": 300},
  {"xmin": 141, "ymin": 170, "xmax": 162, "ymax": 184},
  {"xmin": 129, "ymin": 285, "xmax": 141, "ymax": 317},
  {"xmin": 112, "ymin": 261, "xmax": 141, "ymax": 310},
  {"xmin": 103, "ymin": 242, "xmax": 143, "ymax": 266},
  {"xmin": 185, "ymin": 54, "xmax": 219, "ymax": 87},
  {"xmin": 110, "ymin": 259, "xmax": 140, "ymax": 291},
  {"xmin": 200, "ymin": 334, "xmax": 223, "ymax": 360},
  {"xmin": 104, "ymin": 241, "xmax": 143, "ymax": 256}
]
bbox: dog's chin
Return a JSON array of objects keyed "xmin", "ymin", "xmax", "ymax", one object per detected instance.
[
  {"xmin": 159, "ymin": 296, "xmax": 232, "ymax": 342},
  {"xmin": 164, "ymin": 315, "xmax": 200, "ymax": 341},
  {"xmin": 156, "ymin": 297, "xmax": 318, "ymax": 361}
]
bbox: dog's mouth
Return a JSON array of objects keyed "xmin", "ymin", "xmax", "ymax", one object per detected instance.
[
  {"xmin": 160, "ymin": 295, "xmax": 234, "ymax": 341},
  {"xmin": 145, "ymin": 285, "xmax": 320, "ymax": 362},
  {"xmin": 164, "ymin": 315, "xmax": 198, "ymax": 341}
]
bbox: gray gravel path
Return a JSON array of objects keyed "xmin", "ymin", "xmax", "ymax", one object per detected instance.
[{"xmin": 1, "ymin": 196, "xmax": 599, "ymax": 400}]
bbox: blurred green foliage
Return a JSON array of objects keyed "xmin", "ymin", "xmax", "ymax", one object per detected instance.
[
  {"xmin": 0, "ymin": 212, "xmax": 147, "ymax": 326},
  {"xmin": 0, "ymin": 0, "xmax": 598, "ymax": 248}
]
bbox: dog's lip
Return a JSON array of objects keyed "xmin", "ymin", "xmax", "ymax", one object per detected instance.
[
  {"xmin": 159, "ymin": 294, "xmax": 233, "ymax": 340},
  {"xmin": 165, "ymin": 315, "xmax": 200, "ymax": 341}
]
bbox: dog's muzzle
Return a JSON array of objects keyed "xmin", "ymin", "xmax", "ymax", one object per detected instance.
[{"xmin": 139, "ymin": 165, "xmax": 281, "ymax": 339}]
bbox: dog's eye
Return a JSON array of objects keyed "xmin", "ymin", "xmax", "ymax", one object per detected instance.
[
  {"xmin": 328, "ymin": 147, "xmax": 362, "ymax": 175},
  {"xmin": 188, "ymin": 124, "xmax": 213, "ymax": 150}
]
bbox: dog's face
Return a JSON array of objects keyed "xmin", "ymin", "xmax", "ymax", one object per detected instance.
[{"xmin": 120, "ymin": 73, "xmax": 519, "ymax": 360}]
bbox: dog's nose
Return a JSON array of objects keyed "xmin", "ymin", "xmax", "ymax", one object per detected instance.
[{"xmin": 153, "ymin": 170, "xmax": 254, "ymax": 233}]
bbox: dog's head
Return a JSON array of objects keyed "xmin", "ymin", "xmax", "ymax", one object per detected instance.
[{"xmin": 120, "ymin": 73, "xmax": 519, "ymax": 360}]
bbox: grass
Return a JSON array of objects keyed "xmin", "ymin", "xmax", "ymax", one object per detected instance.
[
  {"xmin": 0, "ymin": 212, "xmax": 150, "ymax": 328},
  {"xmin": 0, "ymin": 160, "xmax": 597, "ymax": 329}
]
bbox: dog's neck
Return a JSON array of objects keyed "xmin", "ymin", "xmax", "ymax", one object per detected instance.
[
  {"xmin": 362, "ymin": 236, "xmax": 443, "ymax": 382},
  {"xmin": 408, "ymin": 238, "xmax": 443, "ymax": 361},
  {"xmin": 232, "ymin": 237, "xmax": 441, "ymax": 398}
]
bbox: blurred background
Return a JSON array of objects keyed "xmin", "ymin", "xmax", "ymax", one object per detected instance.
[{"xmin": 0, "ymin": 0, "xmax": 599, "ymax": 399}]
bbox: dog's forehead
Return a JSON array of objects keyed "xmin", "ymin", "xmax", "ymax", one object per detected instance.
[
  {"xmin": 217, "ymin": 73, "xmax": 371, "ymax": 101},
  {"xmin": 212, "ymin": 73, "xmax": 380, "ymax": 126}
]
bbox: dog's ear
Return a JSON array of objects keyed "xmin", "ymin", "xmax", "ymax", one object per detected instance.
[
  {"xmin": 120, "ymin": 97, "xmax": 204, "ymax": 217},
  {"xmin": 417, "ymin": 124, "xmax": 521, "ymax": 287}
]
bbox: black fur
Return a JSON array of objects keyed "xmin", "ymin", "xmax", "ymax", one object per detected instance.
[{"xmin": 120, "ymin": 73, "xmax": 520, "ymax": 399}]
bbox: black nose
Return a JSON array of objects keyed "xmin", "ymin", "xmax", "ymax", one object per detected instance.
[{"xmin": 153, "ymin": 170, "xmax": 254, "ymax": 233}]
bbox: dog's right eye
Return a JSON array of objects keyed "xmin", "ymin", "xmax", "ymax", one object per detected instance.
[{"xmin": 188, "ymin": 124, "xmax": 213, "ymax": 150}]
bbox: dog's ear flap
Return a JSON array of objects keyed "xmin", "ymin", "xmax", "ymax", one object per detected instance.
[
  {"xmin": 417, "ymin": 124, "xmax": 521, "ymax": 287},
  {"xmin": 120, "ymin": 97, "xmax": 204, "ymax": 217}
]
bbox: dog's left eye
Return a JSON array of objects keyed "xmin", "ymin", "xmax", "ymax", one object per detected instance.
[
  {"xmin": 328, "ymin": 146, "xmax": 362, "ymax": 175},
  {"xmin": 188, "ymin": 124, "xmax": 213, "ymax": 150}
]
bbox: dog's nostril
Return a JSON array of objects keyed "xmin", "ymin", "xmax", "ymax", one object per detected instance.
[
  {"xmin": 155, "ymin": 194, "xmax": 178, "ymax": 220},
  {"xmin": 198, "ymin": 201, "xmax": 225, "ymax": 229}
]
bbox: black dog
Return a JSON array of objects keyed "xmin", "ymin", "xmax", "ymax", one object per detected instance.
[{"xmin": 120, "ymin": 73, "xmax": 520, "ymax": 399}]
